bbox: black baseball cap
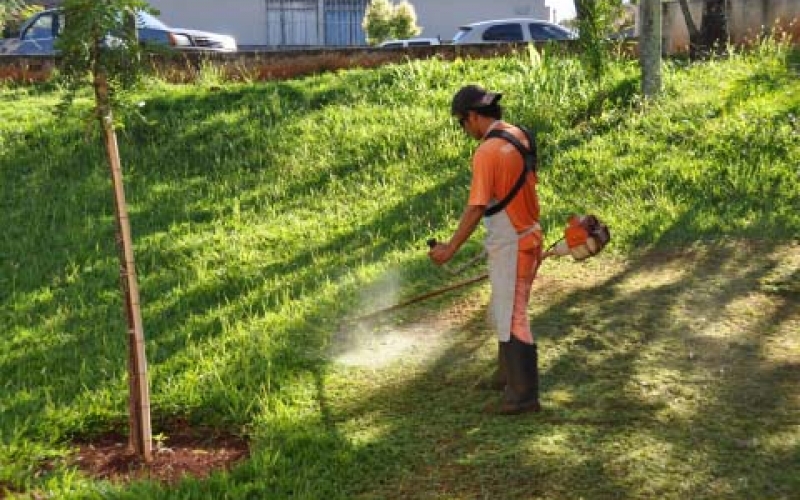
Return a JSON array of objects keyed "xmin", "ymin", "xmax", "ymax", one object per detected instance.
[{"xmin": 451, "ymin": 84, "xmax": 503, "ymax": 116}]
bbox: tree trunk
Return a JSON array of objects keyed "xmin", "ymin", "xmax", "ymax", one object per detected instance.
[
  {"xmin": 677, "ymin": 0, "xmax": 704, "ymax": 57},
  {"xmin": 94, "ymin": 66, "xmax": 153, "ymax": 464},
  {"xmin": 640, "ymin": 0, "xmax": 662, "ymax": 98},
  {"xmin": 700, "ymin": 0, "xmax": 728, "ymax": 50},
  {"xmin": 678, "ymin": 0, "xmax": 729, "ymax": 58},
  {"xmin": 573, "ymin": 0, "xmax": 589, "ymax": 21},
  {"xmin": 572, "ymin": 0, "xmax": 606, "ymax": 77}
]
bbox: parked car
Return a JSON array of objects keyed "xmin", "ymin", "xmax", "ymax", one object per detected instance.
[
  {"xmin": 378, "ymin": 37, "xmax": 441, "ymax": 48},
  {"xmin": 452, "ymin": 18, "xmax": 576, "ymax": 45},
  {"xmin": 0, "ymin": 9, "xmax": 237, "ymax": 56}
]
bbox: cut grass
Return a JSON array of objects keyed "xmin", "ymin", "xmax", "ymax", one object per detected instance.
[{"xmin": 0, "ymin": 41, "xmax": 798, "ymax": 498}]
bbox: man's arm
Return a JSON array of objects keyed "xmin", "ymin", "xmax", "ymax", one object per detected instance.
[{"xmin": 429, "ymin": 204, "xmax": 485, "ymax": 265}]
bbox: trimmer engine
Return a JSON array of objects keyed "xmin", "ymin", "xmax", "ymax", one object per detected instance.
[{"xmin": 550, "ymin": 214, "xmax": 611, "ymax": 261}]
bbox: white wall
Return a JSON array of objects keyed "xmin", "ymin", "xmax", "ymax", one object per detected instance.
[
  {"xmin": 411, "ymin": 0, "xmax": 551, "ymax": 41},
  {"xmin": 146, "ymin": 0, "xmax": 551, "ymax": 47},
  {"xmin": 662, "ymin": 0, "xmax": 800, "ymax": 54}
]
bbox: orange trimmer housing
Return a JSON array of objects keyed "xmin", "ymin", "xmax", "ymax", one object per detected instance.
[
  {"xmin": 550, "ymin": 214, "xmax": 610, "ymax": 261},
  {"xmin": 565, "ymin": 215, "xmax": 590, "ymax": 249}
]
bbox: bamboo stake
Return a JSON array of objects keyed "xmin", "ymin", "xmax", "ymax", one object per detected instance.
[{"xmin": 95, "ymin": 70, "xmax": 152, "ymax": 463}]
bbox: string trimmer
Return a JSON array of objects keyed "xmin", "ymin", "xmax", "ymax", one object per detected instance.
[
  {"xmin": 349, "ymin": 272, "xmax": 489, "ymax": 323},
  {"xmin": 347, "ymin": 239, "xmax": 487, "ymax": 323},
  {"xmin": 348, "ymin": 214, "xmax": 612, "ymax": 323}
]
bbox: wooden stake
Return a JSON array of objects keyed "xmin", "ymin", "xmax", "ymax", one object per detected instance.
[{"xmin": 95, "ymin": 70, "xmax": 152, "ymax": 463}]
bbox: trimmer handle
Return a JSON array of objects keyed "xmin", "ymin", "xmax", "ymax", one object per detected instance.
[{"xmin": 427, "ymin": 238, "xmax": 438, "ymax": 249}]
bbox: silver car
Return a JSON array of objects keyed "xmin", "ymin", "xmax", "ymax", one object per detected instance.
[
  {"xmin": 452, "ymin": 18, "xmax": 576, "ymax": 45},
  {"xmin": 0, "ymin": 9, "xmax": 237, "ymax": 56},
  {"xmin": 378, "ymin": 37, "xmax": 442, "ymax": 48}
]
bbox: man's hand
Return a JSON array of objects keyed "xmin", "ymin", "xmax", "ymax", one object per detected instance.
[
  {"xmin": 429, "ymin": 242, "xmax": 456, "ymax": 265},
  {"xmin": 427, "ymin": 205, "xmax": 485, "ymax": 267}
]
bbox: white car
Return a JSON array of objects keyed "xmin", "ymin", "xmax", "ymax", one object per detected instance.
[
  {"xmin": 378, "ymin": 37, "xmax": 441, "ymax": 48},
  {"xmin": 452, "ymin": 18, "xmax": 576, "ymax": 45}
]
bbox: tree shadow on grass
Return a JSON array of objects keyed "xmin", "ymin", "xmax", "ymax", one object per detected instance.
[
  {"xmin": 0, "ymin": 80, "xmax": 478, "ymax": 493},
  {"xmin": 284, "ymin": 235, "xmax": 798, "ymax": 499},
  {"xmin": 99, "ymin": 206, "xmax": 791, "ymax": 498},
  {"xmin": 100, "ymin": 59, "xmax": 800, "ymax": 496},
  {"xmin": 2, "ymin": 62, "xmax": 798, "ymax": 497},
  {"xmin": 0, "ymin": 74, "xmax": 459, "ymax": 402},
  {"xmin": 109, "ymin": 75, "xmax": 800, "ymax": 495}
]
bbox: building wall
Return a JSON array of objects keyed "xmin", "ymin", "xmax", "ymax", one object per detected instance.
[
  {"xmin": 662, "ymin": 0, "xmax": 800, "ymax": 54},
  {"xmin": 146, "ymin": 0, "xmax": 551, "ymax": 47},
  {"xmin": 727, "ymin": 0, "xmax": 800, "ymax": 41}
]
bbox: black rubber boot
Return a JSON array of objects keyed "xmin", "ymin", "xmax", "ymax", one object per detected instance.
[
  {"xmin": 475, "ymin": 341, "xmax": 508, "ymax": 391},
  {"xmin": 492, "ymin": 336, "xmax": 540, "ymax": 414}
]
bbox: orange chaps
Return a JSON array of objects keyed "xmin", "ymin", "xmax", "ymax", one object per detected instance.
[{"xmin": 511, "ymin": 230, "xmax": 543, "ymax": 344}]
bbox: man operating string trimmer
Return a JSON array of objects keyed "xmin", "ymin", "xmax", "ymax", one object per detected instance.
[{"xmin": 429, "ymin": 84, "xmax": 549, "ymax": 415}]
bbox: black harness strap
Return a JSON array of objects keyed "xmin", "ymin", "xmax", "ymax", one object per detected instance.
[{"xmin": 484, "ymin": 126, "xmax": 537, "ymax": 217}]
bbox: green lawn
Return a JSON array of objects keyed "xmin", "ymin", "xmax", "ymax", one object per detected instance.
[{"xmin": 0, "ymin": 41, "xmax": 798, "ymax": 499}]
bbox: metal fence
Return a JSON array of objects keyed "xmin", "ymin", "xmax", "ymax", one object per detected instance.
[
  {"xmin": 325, "ymin": 0, "xmax": 367, "ymax": 46},
  {"xmin": 264, "ymin": 0, "xmax": 367, "ymax": 47}
]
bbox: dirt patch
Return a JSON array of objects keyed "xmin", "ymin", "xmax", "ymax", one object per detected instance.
[{"xmin": 71, "ymin": 419, "xmax": 249, "ymax": 486}]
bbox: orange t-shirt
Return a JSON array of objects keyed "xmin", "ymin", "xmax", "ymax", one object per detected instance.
[{"xmin": 467, "ymin": 123, "xmax": 540, "ymax": 231}]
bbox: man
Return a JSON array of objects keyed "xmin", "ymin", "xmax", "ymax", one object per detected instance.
[{"xmin": 429, "ymin": 84, "xmax": 543, "ymax": 415}]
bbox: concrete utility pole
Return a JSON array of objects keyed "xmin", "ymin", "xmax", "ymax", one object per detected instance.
[{"xmin": 640, "ymin": 0, "xmax": 662, "ymax": 98}]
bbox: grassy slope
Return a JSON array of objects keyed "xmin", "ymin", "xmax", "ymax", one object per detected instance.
[{"xmin": 0, "ymin": 43, "xmax": 798, "ymax": 498}]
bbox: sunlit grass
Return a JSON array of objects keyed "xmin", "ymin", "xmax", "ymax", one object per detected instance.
[{"xmin": 1, "ymin": 41, "xmax": 799, "ymax": 498}]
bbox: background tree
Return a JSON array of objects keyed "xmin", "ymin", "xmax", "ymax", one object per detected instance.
[
  {"xmin": 677, "ymin": 0, "xmax": 728, "ymax": 58},
  {"xmin": 390, "ymin": 0, "xmax": 421, "ymax": 41},
  {"xmin": 639, "ymin": 0, "xmax": 662, "ymax": 97},
  {"xmin": 58, "ymin": 0, "xmax": 154, "ymax": 462},
  {"xmin": 700, "ymin": 0, "xmax": 728, "ymax": 47},
  {"xmin": 362, "ymin": 0, "xmax": 394, "ymax": 45},
  {"xmin": 677, "ymin": 0, "xmax": 702, "ymax": 53},
  {"xmin": 363, "ymin": 0, "xmax": 422, "ymax": 45},
  {"xmin": 573, "ymin": 0, "xmax": 624, "ymax": 77},
  {"xmin": 0, "ymin": 0, "xmax": 21, "ymax": 34},
  {"xmin": 0, "ymin": 0, "xmax": 41, "ymax": 37}
]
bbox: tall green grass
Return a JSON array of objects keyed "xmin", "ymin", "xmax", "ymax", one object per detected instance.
[{"xmin": 0, "ymin": 40, "xmax": 798, "ymax": 498}]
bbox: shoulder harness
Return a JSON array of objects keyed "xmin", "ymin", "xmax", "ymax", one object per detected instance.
[{"xmin": 483, "ymin": 126, "xmax": 537, "ymax": 217}]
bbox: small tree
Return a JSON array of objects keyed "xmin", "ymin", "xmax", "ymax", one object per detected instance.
[
  {"xmin": 363, "ymin": 0, "xmax": 422, "ymax": 45},
  {"xmin": 362, "ymin": 0, "xmax": 394, "ymax": 45},
  {"xmin": 58, "ymin": 0, "xmax": 154, "ymax": 462},
  {"xmin": 390, "ymin": 1, "xmax": 421, "ymax": 41},
  {"xmin": 573, "ymin": 0, "xmax": 624, "ymax": 78},
  {"xmin": 0, "ymin": 0, "xmax": 41, "ymax": 37},
  {"xmin": 0, "ymin": 0, "xmax": 19, "ymax": 34}
]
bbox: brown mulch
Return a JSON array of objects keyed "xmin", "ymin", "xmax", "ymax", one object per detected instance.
[{"xmin": 71, "ymin": 420, "xmax": 250, "ymax": 486}]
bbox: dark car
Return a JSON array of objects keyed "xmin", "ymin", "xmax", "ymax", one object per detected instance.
[{"xmin": 0, "ymin": 9, "xmax": 237, "ymax": 56}]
